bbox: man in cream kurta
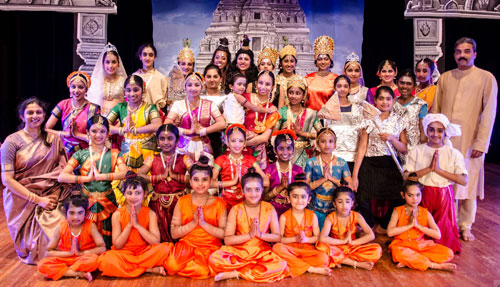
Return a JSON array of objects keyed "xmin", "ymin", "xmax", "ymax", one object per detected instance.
[{"xmin": 432, "ymin": 37, "xmax": 498, "ymax": 241}]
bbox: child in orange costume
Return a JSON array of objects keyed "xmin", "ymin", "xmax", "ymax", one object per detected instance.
[
  {"xmin": 38, "ymin": 194, "xmax": 106, "ymax": 281},
  {"xmin": 272, "ymin": 181, "xmax": 331, "ymax": 277},
  {"xmin": 387, "ymin": 180, "xmax": 456, "ymax": 271},
  {"xmin": 98, "ymin": 173, "xmax": 172, "ymax": 277},
  {"xmin": 165, "ymin": 156, "xmax": 227, "ymax": 279},
  {"xmin": 317, "ymin": 185, "xmax": 382, "ymax": 270},
  {"xmin": 209, "ymin": 168, "xmax": 289, "ymax": 282}
]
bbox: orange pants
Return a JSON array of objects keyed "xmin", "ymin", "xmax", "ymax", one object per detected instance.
[
  {"xmin": 316, "ymin": 242, "xmax": 382, "ymax": 267},
  {"xmin": 390, "ymin": 240, "xmax": 453, "ymax": 271},
  {"xmin": 165, "ymin": 240, "xmax": 219, "ymax": 279},
  {"xmin": 272, "ymin": 243, "xmax": 329, "ymax": 277},
  {"xmin": 38, "ymin": 254, "xmax": 99, "ymax": 280},
  {"xmin": 98, "ymin": 242, "xmax": 172, "ymax": 278}
]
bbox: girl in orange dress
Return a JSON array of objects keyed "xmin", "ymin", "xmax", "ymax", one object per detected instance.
[
  {"xmin": 387, "ymin": 180, "xmax": 456, "ymax": 271},
  {"xmin": 244, "ymin": 71, "xmax": 281, "ymax": 169},
  {"xmin": 98, "ymin": 174, "xmax": 172, "ymax": 278},
  {"xmin": 213, "ymin": 124, "xmax": 267, "ymax": 210},
  {"xmin": 415, "ymin": 58, "xmax": 437, "ymax": 110},
  {"xmin": 166, "ymin": 156, "xmax": 227, "ymax": 279},
  {"xmin": 38, "ymin": 194, "xmax": 106, "ymax": 281},
  {"xmin": 317, "ymin": 185, "xmax": 382, "ymax": 270},
  {"xmin": 272, "ymin": 182, "xmax": 331, "ymax": 277},
  {"xmin": 209, "ymin": 169, "xmax": 289, "ymax": 282},
  {"xmin": 305, "ymin": 36, "xmax": 338, "ymax": 112}
]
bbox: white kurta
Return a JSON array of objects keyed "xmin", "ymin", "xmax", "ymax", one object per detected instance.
[
  {"xmin": 432, "ymin": 66, "xmax": 497, "ymax": 199},
  {"xmin": 134, "ymin": 69, "xmax": 169, "ymax": 109},
  {"xmin": 404, "ymin": 144, "xmax": 467, "ymax": 188}
]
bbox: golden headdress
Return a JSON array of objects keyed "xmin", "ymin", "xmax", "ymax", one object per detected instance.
[
  {"xmin": 258, "ymin": 47, "xmax": 279, "ymax": 67},
  {"xmin": 280, "ymin": 36, "xmax": 297, "ymax": 59},
  {"xmin": 313, "ymin": 35, "xmax": 335, "ymax": 60},
  {"xmin": 286, "ymin": 74, "xmax": 307, "ymax": 91},
  {"xmin": 177, "ymin": 38, "xmax": 195, "ymax": 63},
  {"xmin": 66, "ymin": 71, "xmax": 91, "ymax": 88},
  {"xmin": 185, "ymin": 71, "xmax": 204, "ymax": 85}
]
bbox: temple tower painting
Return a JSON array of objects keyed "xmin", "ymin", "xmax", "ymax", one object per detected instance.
[{"xmin": 197, "ymin": 0, "xmax": 316, "ymax": 75}]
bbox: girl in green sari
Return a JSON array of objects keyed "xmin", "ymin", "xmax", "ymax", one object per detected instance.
[
  {"xmin": 59, "ymin": 115, "xmax": 128, "ymax": 248},
  {"xmin": 274, "ymin": 74, "xmax": 322, "ymax": 169}
]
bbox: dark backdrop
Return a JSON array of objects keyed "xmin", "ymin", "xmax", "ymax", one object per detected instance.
[{"xmin": 1, "ymin": 0, "xmax": 498, "ymax": 162}]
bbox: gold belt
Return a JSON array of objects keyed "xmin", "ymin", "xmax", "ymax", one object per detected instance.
[
  {"xmin": 315, "ymin": 194, "xmax": 333, "ymax": 201},
  {"xmin": 82, "ymin": 188, "xmax": 113, "ymax": 199},
  {"xmin": 295, "ymin": 141, "xmax": 310, "ymax": 149},
  {"xmin": 151, "ymin": 191, "xmax": 185, "ymax": 208},
  {"xmin": 273, "ymin": 196, "xmax": 290, "ymax": 205}
]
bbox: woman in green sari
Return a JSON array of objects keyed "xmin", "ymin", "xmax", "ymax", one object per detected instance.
[
  {"xmin": 58, "ymin": 115, "xmax": 128, "ymax": 248},
  {"xmin": 274, "ymin": 74, "xmax": 322, "ymax": 169}
]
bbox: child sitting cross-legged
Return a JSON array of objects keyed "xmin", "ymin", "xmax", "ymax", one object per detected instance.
[
  {"xmin": 38, "ymin": 193, "xmax": 106, "ymax": 281},
  {"xmin": 98, "ymin": 172, "xmax": 172, "ymax": 278}
]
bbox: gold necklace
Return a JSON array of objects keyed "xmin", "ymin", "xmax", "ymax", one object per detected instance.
[
  {"xmin": 243, "ymin": 202, "xmax": 262, "ymax": 230},
  {"xmin": 190, "ymin": 193, "xmax": 210, "ymax": 215}
]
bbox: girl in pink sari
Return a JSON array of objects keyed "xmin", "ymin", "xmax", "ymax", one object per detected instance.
[
  {"xmin": 45, "ymin": 71, "xmax": 100, "ymax": 157},
  {"xmin": 1, "ymin": 97, "xmax": 71, "ymax": 264},
  {"xmin": 165, "ymin": 72, "xmax": 226, "ymax": 163}
]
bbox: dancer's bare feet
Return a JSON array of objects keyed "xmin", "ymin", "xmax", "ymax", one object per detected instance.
[
  {"xmin": 214, "ymin": 271, "xmax": 239, "ymax": 281},
  {"xmin": 147, "ymin": 266, "xmax": 167, "ymax": 276},
  {"xmin": 431, "ymin": 262, "xmax": 457, "ymax": 272},
  {"xmin": 356, "ymin": 261, "xmax": 375, "ymax": 270},
  {"xmin": 307, "ymin": 266, "xmax": 332, "ymax": 276},
  {"xmin": 461, "ymin": 229, "xmax": 475, "ymax": 241},
  {"xmin": 84, "ymin": 272, "xmax": 93, "ymax": 282},
  {"xmin": 396, "ymin": 262, "xmax": 406, "ymax": 268}
]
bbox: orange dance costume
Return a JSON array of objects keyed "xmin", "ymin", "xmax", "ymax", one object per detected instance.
[
  {"xmin": 98, "ymin": 206, "xmax": 172, "ymax": 278},
  {"xmin": 389, "ymin": 206, "xmax": 454, "ymax": 271},
  {"xmin": 209, "ymin": 201, "xmax": 289, "ymax": 282},
  {"xmin": 214, "ymin": 154, "xmax": 259, "ymax": 210},
  {"xmin": 317, "ymin": 211, "xmax": 382, "ymax": 267},
  {"xmin": 272, "ymin": 209, "xmax": 329, "ymax": 277},
  {"xmin": 38, "ymin": 219, "xmax": 99, "ymax": 280},
  {"xmin": 165, "ymin": 194, "xmax": 226, "ymax": 279}
]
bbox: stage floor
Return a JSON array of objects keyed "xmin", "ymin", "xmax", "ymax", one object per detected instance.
[{"xmin": 1, "ymin": 164, "xmax": 499, "ymax": 287}]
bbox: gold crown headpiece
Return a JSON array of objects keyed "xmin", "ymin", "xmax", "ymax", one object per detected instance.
[
  {"xmin": 66, "ymin": 71, "xmax": 91, "ymax": 88},
  {"xmin": 313, "ymin": 35, "xmax": 335, "ymax": 60},
  {"xmin": 177, "ymin": 38, "xmax": 195, "ymax": 63},
  {"xmin": 258, "ymin": 47, "xmax": 279, "ymax": 67},
  {"xmin": 280, "ymin": 45, "xmax": 297, "ymax": 59},
  {"xmin": 287, "ymin": 74, "xmax": 307, "ymax": 91}
]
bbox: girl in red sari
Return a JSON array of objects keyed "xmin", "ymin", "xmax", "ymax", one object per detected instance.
[
  {"xmin": 212, "ymin": 124, "xmax": 267, "ymax": 210},
  {"xmin": 138, "ymin": 124, "xmax": 193, "ymax": 242}
]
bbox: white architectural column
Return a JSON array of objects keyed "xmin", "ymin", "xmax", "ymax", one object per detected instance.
[
  {"xmin": 413, "ymin": 18, "xmax": 443, "ymax": 64},
  {"xmin": 76, "ymin": 13, "xmax": 108, "ymax": 75}
]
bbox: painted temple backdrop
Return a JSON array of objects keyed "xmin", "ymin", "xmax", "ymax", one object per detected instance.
[{"xmin": 151, "ymin": 0, "xmax": 365, "ymax": 76}]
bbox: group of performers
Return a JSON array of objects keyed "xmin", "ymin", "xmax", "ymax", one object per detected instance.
[{"xmin": 1, "ymin": 35, "xmax": 497, "ymax": 282}]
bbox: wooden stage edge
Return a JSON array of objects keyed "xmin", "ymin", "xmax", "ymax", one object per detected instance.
[{"xmin": 1, "ymin": 163, "xmax": 499, "ymax": 287}]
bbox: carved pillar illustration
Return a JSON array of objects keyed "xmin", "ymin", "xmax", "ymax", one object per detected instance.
[
  {"xmin": 76, "ymin": 13, "xmax": 108, "ymax": 74},
  {"xmin": 413, "ymin": 18, "xmax": 443, "ymax": 64}
]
